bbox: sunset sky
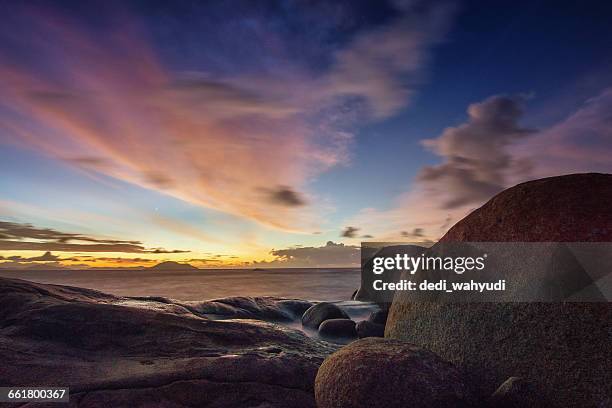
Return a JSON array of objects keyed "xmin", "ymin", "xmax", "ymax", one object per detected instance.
[{"xmin": 1, "ymin": 0, "xmax": 612, "ymax": 269}]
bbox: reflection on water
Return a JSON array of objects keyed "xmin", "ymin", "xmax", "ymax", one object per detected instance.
[{"xmin": 0, "ymin": 268, "xmax": 361, "ymax": 301}]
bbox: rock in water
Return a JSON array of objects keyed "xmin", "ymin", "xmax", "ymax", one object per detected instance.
[
  {"xmin": 314, "ymin": 338, "xmax": 475, "ymax": 408},
  {"xmin": 367, "ymin": 309, "xmax": 388, "ymax": 325},
  {"xmin": 0, "ymin": 277, "xmax": 337, "ymax": 408},
  {"xmin": 301, "ymin": 302, "xmax": 349, "ymax": 329},
  {"xmin": 318, "ymin": 319, "xmax": 357, "ymax": 340},
  {"xmin": 386, "ymin": 173, "xmax": 612, "ymax": 407},
  {"xmin": 355, "ymin": 320, "xmax": 384, "ymax": 338}
]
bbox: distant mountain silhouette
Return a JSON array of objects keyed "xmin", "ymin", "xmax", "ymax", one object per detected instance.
[{"xmin": 148, "ymin": 261, "xmax": 199, "ymax": 270}]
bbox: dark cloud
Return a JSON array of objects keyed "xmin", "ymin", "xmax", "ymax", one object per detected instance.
[
  {"xmin": 440, "ymin": 216, "xmax": 453, "ymax": 232},
  {"xmin": 265, "ymin": 186, "xmax": 307, "ymax": 207},
  {"xmin": 0, "ymin": 221, "xmax": 141, "ymax": 245},
  {"xmin": 65, "ymin": 157, "xmax": 110, "ymax": 171},
  {"xmin": 5, "ymin": 251, "xmax": 65, "ymax": 262},
  {"xmin": 148, "ymin": 248, "xmax": 190, "ymax": 254},
  {"xmin": 169, "ymin": 76, "xmax": 296, "ymax": 118},
  {"xmin": 91, "ymin": 257, "xmax": 155, "ymax": 264},
  {"xmin": 418, "ymin": 95, "xmax": 536, "ymax": 209},
  {"xmin": 0, "ymin": 221, "xmax": 187, "ymax": 253},
  {"xmin": 361, "ymin": 234, "xmax": 374, "ymax": 239},
  {"xmin": 28, "ymin": 251, "xmax": 58, "ymax": 261},
  {"xmin": 341, "ymin": 226, "xmax": 359, "ymax": 238},
  {"xmin": 143, "ymin": 172, "xmax": 175, "ymax": 189},
  {"xmin": 253, "ymin": 241, "xmax": 359, "ymax": 268},
  {"xmin": 401, "ymin": 228, "xmax": 424, "ymax": 238}
]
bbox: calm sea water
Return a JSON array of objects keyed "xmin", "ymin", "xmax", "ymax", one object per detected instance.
[{"xmin": 0, "ymin": 268, "xmax": 361, "ymax": 301}]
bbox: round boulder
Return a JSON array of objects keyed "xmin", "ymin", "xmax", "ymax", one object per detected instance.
[
  {"xmin": 302, "ymin": 302, "xmax": 349, "ymax": 329},
  {"xmin": 315, "ymin": 338, "xmax": 475, "ymax": 408},
  {"xmin": 355, "ymin": 320, "xmax": 384, "ymax": 338},
  {"xmin": 386, "ymin": 174, "xmax": 612, "ymax": 407},
  {"xmin": 318, "ymin": 319, "xmax": 357, "ymax": 339}
]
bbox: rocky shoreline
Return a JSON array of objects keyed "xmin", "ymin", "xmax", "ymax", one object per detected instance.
[{"xmin": 0, "ymin": 277, "xmax": 340, "ymax": 407}]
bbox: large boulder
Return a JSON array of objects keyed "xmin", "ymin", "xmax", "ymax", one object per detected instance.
[
  {"xmin": 386, "ymin": 173, "xmax": 612, "ymax": 407},
  {"xmin": 315, "ymin": 338, "xmax": 475, "ymax": 408},
  {"xmin": 301, "ymin": 302, "xmax": 349, "ymax": 329},
  {"xmin": 0, "ymin": 277, "xmax": 337, "ymax": 407}
]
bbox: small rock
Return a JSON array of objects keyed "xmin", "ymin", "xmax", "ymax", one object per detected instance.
[
  {"xmin": 302, "ymin": 302, "xmax": 349, "ymax": 329},
  {"xmin": 319, "ymin": 319, "xmax": 357, "ymax": 339},
  {"xmin": 355, "ymin": 320, "xmax": 384, "ymax": 338},
  {"xmin": 489, "ymin": 377, "xmax": 539, "ymax": 407},
  {"xmin": 368, "ymin": 309, "xmax": 388, "ymax": 325},
  {"xmin": 315, "ymin": 338, "xmax": 475, "ymax": 408}
]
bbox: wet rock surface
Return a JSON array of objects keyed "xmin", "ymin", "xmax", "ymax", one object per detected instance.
[
  {"xmin": 301, "ymin": 302, "xmax": 349, "ymax": 329},
  {"xmin": 315, "ymin": 338, "xmax": 475, "ymax": 408},
  {"xmin": 0, "ymin": 277, "xmax": 338, "ymax": 407},
  {"xmin": 318, "ymin": 319, "xmax": 357, "ymax": 340}
]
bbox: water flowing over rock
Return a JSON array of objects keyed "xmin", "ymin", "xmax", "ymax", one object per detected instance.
[{"xmin": 301, "ymin": 302, "xmax": 349, "ymax": 329}]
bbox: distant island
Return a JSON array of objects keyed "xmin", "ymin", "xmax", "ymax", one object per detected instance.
[{"xmin": 148, "ymin": 261, "xmax": 199, "ymax": 271}]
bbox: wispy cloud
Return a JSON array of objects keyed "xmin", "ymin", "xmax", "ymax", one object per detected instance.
[
  {"xmin": 0, "ymin": 221, "xmax": 187, "ymax": 253},
  {"xmin": 0, "ymin": 2, "xmax": 452, "ymax": 232}
]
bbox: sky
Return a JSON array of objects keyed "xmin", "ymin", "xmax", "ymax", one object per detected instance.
[{"xmin": 1, "ymin": 0, "xmax": 611, "ymax": 269}]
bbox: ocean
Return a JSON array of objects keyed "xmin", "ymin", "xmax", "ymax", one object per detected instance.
[{"xmin": 0, "ymin": 268, "xmax": 362, "ymax": 301}]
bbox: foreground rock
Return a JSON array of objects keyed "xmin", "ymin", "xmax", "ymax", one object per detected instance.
[
  {"xmin": 301, "ymin": 302, "xmax": 349, "ymax": 329},
  {"xmin": 318, "ymin": 319, "xmax": 357, "ymax": 340},
  {"xmin": 0, "ymin": 277, "xmax": 337, "ymax": 407},
  {"xmin": 315, "ymin": 338, "xmax": 475, "ymax": 408},
  {"xmin": 386, "ymin": 174, "xmax": 612, "ymax": 407}
]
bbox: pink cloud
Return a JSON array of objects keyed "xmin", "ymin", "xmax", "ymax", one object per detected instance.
[{"xmin": 0, "ymin": 5, "xmax": 450, "ymax": 232}]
